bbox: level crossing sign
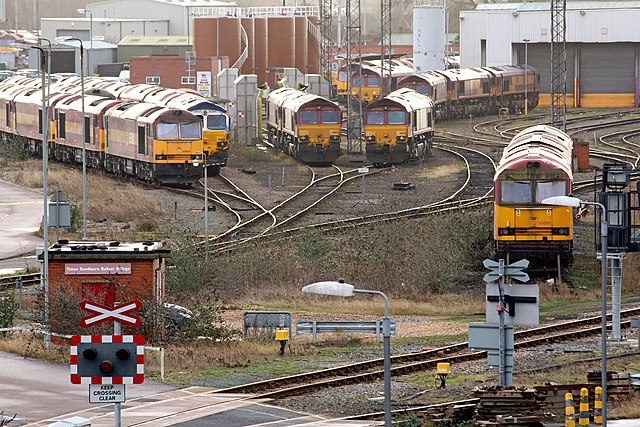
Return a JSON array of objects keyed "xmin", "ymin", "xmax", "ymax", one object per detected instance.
[{"xmin": 80, "ymin": 300, "xmax": 142, "ymax": 328}]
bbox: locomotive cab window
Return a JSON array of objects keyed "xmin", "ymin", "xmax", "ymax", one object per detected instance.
[
  {"xmin": 352, "ymin": 77, "xmax": 364, "ymax": 88},
  {"xmin": 367, "ymin": 77, "xmax": 380, "ymax": 87},
  {"xmin": 482, "ymin": 82, "xmax": 490, "ymax": 94},
  {"xmin": 300, "ymin": 110, "xmax": 317, "ymax": 124},
  {"xmin": 500, "ymin": 181, "xmax": 531, "ymax": 204},
  {"xmin": 388, "ymin": 111, "xmax": 405, "ymax": 124},
  {"xmin": 206, "ymin": 114, "xmax": 227, "ymax": 130},
  {"xmin": 365, "ymin": 111, "xmax": 384, "ymax": 125},
  {"xmin": 415, "ymin": 85, "xmax": 429, "ymax": 96},
  {"xmin": 320, "ymin": 110, "xmax": 339, "ymax": 124},
  {"xmin": 156, "ymin": 122, "xmax": 178, "ymax": 139},
  {"xmin": 535, "ymin": 180, "xmax": 566, "ymax": 203},
  {"xmin": 180, "ymin": 121, "xmax": 201, "ymax": 139}
]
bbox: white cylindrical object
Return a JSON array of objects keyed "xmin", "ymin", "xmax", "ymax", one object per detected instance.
[{"xmin": 413, "ymin": 2, "xmax": 446, "ymax": 73}]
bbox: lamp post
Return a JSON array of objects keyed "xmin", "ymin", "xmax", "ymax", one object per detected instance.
[
  {"xmin": 542, "ymin": 195, "xmax": 608, "ymax": 427},
  {"xmin": 302, "ymin": 279, "xmax": 392, "ymax": 427},
  {"xmin": 77, "ymin": 8, "xmax": 92, "ymax": 73},
  {"xmin": 193, "ymin": 153, "xmax": 208, "ymax": 264},
  {"xmin": 523, "ymin": 39, "xmax": 530, "ymax": 116},
  {"xmin": 57, "ymin": 37, "xmax": 87, "ymax": 239}
]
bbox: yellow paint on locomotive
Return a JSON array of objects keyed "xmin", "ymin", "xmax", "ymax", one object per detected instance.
[
  {"xmin": 494, "ymin": 204, "xmax": 573, "ymax": 241},
  {"xmin": 153, "ymin": 139, "xmax": 205, "ymax": 163},
  {"xmin": 203, "ymin": 129, "xmax": 229, "ymax": 155},
  {"xmin": 296, "ymin": 123, "xmax": 340, "ymax": 148},
  {"xmin": 364, "ymin": 124, "xmax": 407, "ymax": 149},
  {"xmin": 352, "ymin": 86, "xmax": 381, "ymax": 104}
]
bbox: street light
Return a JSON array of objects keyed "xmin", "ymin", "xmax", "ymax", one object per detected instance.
[
  {"xmin": 56, "ymin": 37, "xmax": 87, "ymax": 239},
  {"xmin": 77, "ymin": 8, "xmax": 93, "ymax": 73},
  {"xmin": 523, "ymin": 39, "xmax": 530, "ymax": 116},
  {"xmin": 12, "ymin": 41, "xmax": 50, "ymax": 348},
  {"xmin": 193, "ymin": 153, "xmax": 209, "ymax": 264},
  {"xmin": 542, "ymin": 195, "xmax": 608, "ymax": 427},
  {"xmin": 302, "ymin": 279, "xmax": 392, "ymax": 427}
]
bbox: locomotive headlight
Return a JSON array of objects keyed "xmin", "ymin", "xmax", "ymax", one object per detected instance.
[
  {"xmin": 217, "ymin": 141, "xmax": 227, "ymax": 147},
  {"xmin": 498, "ymin": 228, "xmax": 515, "ymax": 236},
  {"xmin": 329, "ymin": 135, "xmax": 340, "ymax": 141},
  {"xmin": 299, "ymin": 135, "xmax": 309, "ymax": 142},
  {"xmin": 553, "ymin": 228, "xmax": 570, "ymax": 235},
  {"xmin": 155, "ymin": 154, "xmax": 167, "ymax": 160},
  {"xmin": 366, "ymin": 135, "xmax": 375, "ymax": 141},
  {"xmin": 396, "ymin": 136, "xmax": 406, "ymax": 142}
]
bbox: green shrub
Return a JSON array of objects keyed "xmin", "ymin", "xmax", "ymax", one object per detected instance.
[{"xmin": 0, "ymin": 292, "xmax": 16, "ymax": 333}]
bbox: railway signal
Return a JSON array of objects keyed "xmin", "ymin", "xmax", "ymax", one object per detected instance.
[{"xmin": 70, "ymin": 335, "xmax": 144, "ymax": 384}]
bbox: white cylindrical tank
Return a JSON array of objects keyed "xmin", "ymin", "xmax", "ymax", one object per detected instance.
[{"xmin": 413, "ymin": 1, "xmax": 446, "ymax": 73}]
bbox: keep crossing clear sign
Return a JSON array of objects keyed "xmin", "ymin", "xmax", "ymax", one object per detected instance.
[{"xmin": 89, "ymin": 384, "xmax": 125, "ymax": 403}]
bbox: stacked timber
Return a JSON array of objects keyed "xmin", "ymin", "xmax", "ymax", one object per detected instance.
[
  {"xmin": 473, "ymin": 387, "xmax": 547, "ymax": 426},
  {"xmin": 587, "ymin": 371, "xmax": 632, "ymax": 399}
]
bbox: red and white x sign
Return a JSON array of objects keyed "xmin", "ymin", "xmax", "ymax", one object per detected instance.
[{"xmin": 80, "ymin": 300, "xmax": 142, "ymax": 328}]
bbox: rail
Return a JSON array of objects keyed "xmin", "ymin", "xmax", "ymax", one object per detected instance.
[{"xmin": 296, "ymin": 319, "xmax": 397, "ymax": 343}]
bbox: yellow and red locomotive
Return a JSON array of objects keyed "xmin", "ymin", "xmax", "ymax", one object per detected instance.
[
  {"xmin": 266, "ymin": 87, "xmax": 342, "ymax": 165},
  {"xmin": 494, "ymin": 125, "xmax": 574, "ymax": 267},
  {"xmin": 363, "ymin": 88, "xmax": 435, "ymax": 165}
]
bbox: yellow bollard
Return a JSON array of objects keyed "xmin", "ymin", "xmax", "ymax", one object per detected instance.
[
  {"xmin": 565, "ymin": 392, "xmax": 575, "ymax": 427},
  {"xmin": 594, "ymin": 386, "xmax": 602, "ymax": 425},
  {"xmin": 579, "ymin": 387, "xmax": 590, "ymax": 426}
]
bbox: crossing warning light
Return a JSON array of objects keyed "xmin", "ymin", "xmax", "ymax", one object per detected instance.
[{"xmin": 70, "ymin": 335, "xmax": 144, "ymax": 384}]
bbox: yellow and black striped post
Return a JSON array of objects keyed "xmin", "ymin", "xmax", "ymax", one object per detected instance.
[
  {"xmin": 565, "ymin": 392, "xmax": 576, "ymax": 427},
  {"xmin": 579, "ymin": 387, "xmax": 590, "ymax": 426},
  {"xmin": 594, "ymin": 386, "xmax": 602, "ymax": 425}
]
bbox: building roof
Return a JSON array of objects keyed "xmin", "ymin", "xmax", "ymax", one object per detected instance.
[
  {"xmin": 46, "ymin": 240, "xmax": 170, "ymax": 259},
  {"xmin": 58, "ymin": 40, "xmax": 118, "ymax": 50},
  {"xmin": 390, "ymin": 34, "xmax": 413, "ymax": 46},
  {"xmin": 476, "ymin": 1, "xmax": 640, "ymax": 11},
  {"xmin": 91, "ymin": 0, "xmax": 237, "ymax": 7},
  {"xmin": 119, "ymin": 36, "xmax": 190, "ymax": 46}
]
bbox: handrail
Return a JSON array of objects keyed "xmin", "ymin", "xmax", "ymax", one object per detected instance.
[{"xmin": 231, "ymin": 24, "xmax": 248, "ymax": 70}]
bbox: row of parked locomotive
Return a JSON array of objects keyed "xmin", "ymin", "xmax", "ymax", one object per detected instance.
[
  {"xmin": 336, "ymin": 60, "xmax": 540, "ymax": 119},
  {"xmin": 0, "ymin": 75, "xmax": 230, "ymax": 185}
]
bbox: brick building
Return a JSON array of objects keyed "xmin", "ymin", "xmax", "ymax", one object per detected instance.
[{"xmin": 45, "ymin": 240, "xmax": 169, "ymax": 333}]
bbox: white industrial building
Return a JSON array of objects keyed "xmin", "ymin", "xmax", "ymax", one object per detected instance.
[{"xmin": 460, "ymin": 1, "xmax": 640, "ymax": 107}]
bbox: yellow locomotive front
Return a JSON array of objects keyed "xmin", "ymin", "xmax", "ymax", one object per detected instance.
[
  {"xmin": 294, "ymin": 103, "xmax": 342, "ymax": 164},
  {"xmin": 494, "ymin": 125, "xmax": 574, "ymax": 268}
]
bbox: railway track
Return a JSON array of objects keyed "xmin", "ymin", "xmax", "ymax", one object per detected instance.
[{"xmin": 210, "ymin": 306, "xmax": 640, "ymax": 399}]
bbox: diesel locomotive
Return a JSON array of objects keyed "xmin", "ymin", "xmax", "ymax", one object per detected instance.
[
  {"xmin": 363, "ymin": 88, "xmax": 435, "ymax": 165},
  {"xmin": 265, "ymin": 87, "xmax": 342, "ymax": 165},
  {"xmin": 0, "ymin": 77, "xmax": 206, "ymax": 185},
  {"xmin": 494, "ymin": 125, "xmax": 574, "ymax": 269}
]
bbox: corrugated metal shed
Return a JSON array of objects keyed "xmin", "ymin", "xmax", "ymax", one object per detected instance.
[
  {"xmin": 477, "ymin": 1, "xmax": 640, "ymax": 11},
  {"xmin": 460, "ymin": 1, "xmax": 640, "ymax": 107},
  {"xmin": 118, "ymin": 36, "xmax": 192, "ymax": 63}
]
